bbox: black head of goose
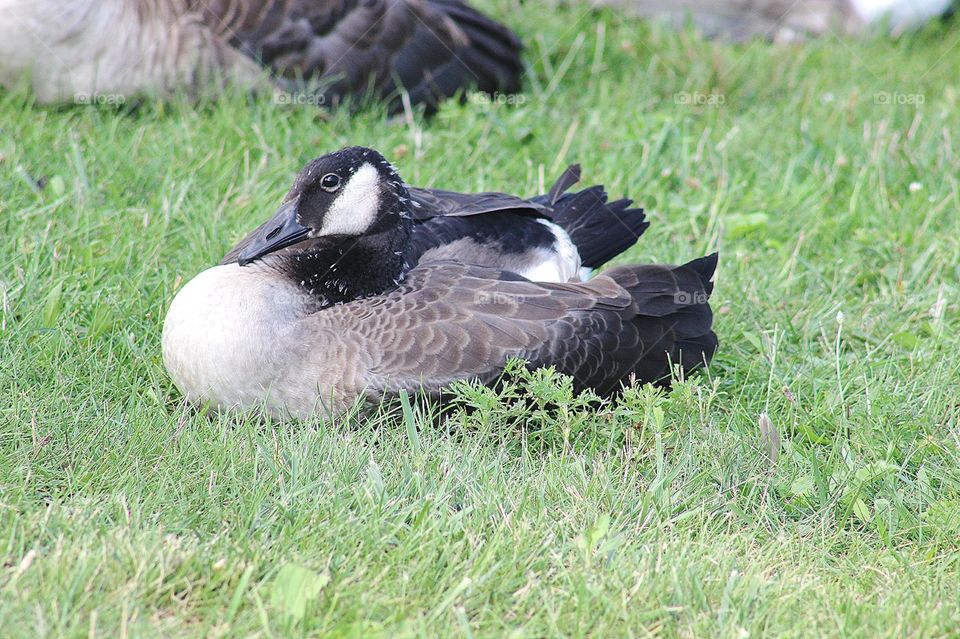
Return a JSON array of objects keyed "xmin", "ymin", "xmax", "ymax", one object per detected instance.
[
  {"xmin": 231, "ymin": 146, "xmax": 416, "ymax": 307},
  {"xmin": 0, "ymin": 0, "xmax": 522, "ymax": 112},
  {"xmin": 162, "ymin": 147, "xmax": 718, "ymax": 418}
]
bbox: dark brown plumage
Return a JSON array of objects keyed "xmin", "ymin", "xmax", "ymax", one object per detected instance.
[
  {"xmin": 330, "ymin": 256, "xmax": 717, "ymax": 399},
  {"xmin": 0, "ymin": 0, "xmax": 523, "ymax": 111},
  {"xmin": 217, "ymin": 0, "xmax": 523, "ymax": 110}
]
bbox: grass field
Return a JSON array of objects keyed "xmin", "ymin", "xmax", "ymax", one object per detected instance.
[{"xmin": 2, "ymin": 3, "xmax": 960, "ymax": 637}]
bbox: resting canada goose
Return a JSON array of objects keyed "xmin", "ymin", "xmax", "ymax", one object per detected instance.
[
  {"xmin": 0, "ymin": 0, "xmax": 523, "ymax": 111},
  {"xmin": 592, "ymin": 0, "xmax": 953, "ymax": 41},
  {"xmin": 162, "ymin": 147, "xmax": 718, "ymax": 418}
]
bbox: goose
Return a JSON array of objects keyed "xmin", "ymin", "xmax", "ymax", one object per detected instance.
[
  {"xmin": 0, "ymin": 0, "xmax": 523, "ymax": 111},
  {"xmin": 162, "ymin": 146, "xmax": 718, "ymax": 418},
  {"xmin": 591, "ymin": 0, "xmax": 953, "ymax": 41}
]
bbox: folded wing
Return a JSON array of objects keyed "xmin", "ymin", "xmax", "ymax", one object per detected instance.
[{"xmin": 323, "ymin": 255, "xmax": 718, "ymax": 398}]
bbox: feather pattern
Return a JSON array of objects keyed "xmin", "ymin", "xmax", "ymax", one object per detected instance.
[
  {"xmin": 163, "ymin": 255, "xmax": 717, "ymax": 416},
  {"xmin": 345, "ymin": 257, "xmax": 718, "ymax": 401},
  {"xmin": 403, "ymin": 166, "xmax": 648, "ymax": 273},
  {"xmin": 0, "ymin": 0, "xmax": 522, "ymax": 109}
]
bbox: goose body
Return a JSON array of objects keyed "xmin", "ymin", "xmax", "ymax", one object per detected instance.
[
  {"xmin": 162, "ymin": 147, "xmax": 718, "ymax": 418},
  {"xmin": 0, "ymin": 0, "xmax": 522, "ymax": 110}
]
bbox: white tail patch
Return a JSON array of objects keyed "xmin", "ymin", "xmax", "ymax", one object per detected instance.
[
  {"xmin": 520, "ymin": 220, "xmax": 582, "ymax": 282},
  {"xmin": 318, "ymin": 163, "xmax": 381, "ymax": 236}
]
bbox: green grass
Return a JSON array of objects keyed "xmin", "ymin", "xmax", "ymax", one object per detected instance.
[{"xmin": 2, "ymin": 3, "xmax": 960, "ymax": 636}]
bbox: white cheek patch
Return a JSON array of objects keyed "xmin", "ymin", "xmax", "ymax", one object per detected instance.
[{"xmin": 318, "ymin": 163, "xmax": 380, "ymax": 236}]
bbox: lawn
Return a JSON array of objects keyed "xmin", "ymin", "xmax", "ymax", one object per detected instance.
[{"xmin": 2, "ymin": 3, "xmax": 960, "ymax": 637}]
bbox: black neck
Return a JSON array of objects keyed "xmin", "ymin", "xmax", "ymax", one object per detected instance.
[{"xmin": 280, "ymin": 221, "xmax": 413, "ymax": 308}]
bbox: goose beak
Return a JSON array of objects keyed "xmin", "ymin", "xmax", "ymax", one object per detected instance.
[{"xmin": 237, "ymin": 202, "xmax": 310, "ymax": 266}]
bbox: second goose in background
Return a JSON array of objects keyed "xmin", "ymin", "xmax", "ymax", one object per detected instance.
[{"xmin": 0, "ymin": 0, "xmax": 523, "ymax": 112}]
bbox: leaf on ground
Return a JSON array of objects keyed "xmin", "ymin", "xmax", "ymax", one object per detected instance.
[
  {"xmin": 892, "ymin": 331, "xmax": 920, "ymax": 350},
  {"xmin": 48, "ymin": 175, "xmax": 66, "ymax": 196},
  {"xmin": 41, "ymin": 281, "xmax": 63, "ymax": 328},
  {"xmin": 270, "ymin": 563, "xmax": 329, "ymax": 622},
  {"xmin": 725, "ymin": 212, "xmax": 769, "ymax": 238},
  {"xmin": 853, "ymin": 499, "xmax": 871, "ymax": 524},
  {"xmin": 759, "ymin": 412, "xmax": 780, "ymax": 466},
  {"xmin": 790, "ymin": 475, "xmax": 815, "ymax": 501}
]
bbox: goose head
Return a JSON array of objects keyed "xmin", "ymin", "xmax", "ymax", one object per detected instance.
[{"xmin": 237, "ymin": 146, "xmax": 414, "ymax": 306}]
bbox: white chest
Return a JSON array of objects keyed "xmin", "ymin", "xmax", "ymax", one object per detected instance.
[{"xmin": 161, "ymin": 264, "xmax": 316, "ymax": 415}]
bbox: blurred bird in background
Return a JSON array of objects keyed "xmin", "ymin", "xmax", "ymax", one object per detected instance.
[
  {"xmin": 0, "ymin": 0, "xmax": 523, "ymax": 112},
  {"xmin": 588, "ymin": 0, "xmax": 956, "ymax": 41}
]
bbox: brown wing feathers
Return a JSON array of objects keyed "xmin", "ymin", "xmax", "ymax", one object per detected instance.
[
  {"xmin": 344, "ymin": 255, "xmax": 718, "ymax": 399},
  {"xmin": 198, "ymin": 0, "xmax": 522, "ymax": 109},
  {"xmin": 387, "ymin": 0, "xmax": 523, "ymax": 109}
]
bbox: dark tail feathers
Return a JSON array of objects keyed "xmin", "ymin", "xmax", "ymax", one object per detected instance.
[
  {"xmin": 609, "ymin": 253, "xmax": 718, "ymax": 388},
  {"xmin": 533, "ymin": 165, "xmax": 649, "ymax": 269},
  {"xmin": 669, "ymin": 253, "xmax": 719, "ymax": 378}
]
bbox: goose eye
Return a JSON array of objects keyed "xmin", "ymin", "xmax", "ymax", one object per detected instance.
[{"xmin": 320, "ymin": 173, "xmax": 341, "ymax": 192}]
